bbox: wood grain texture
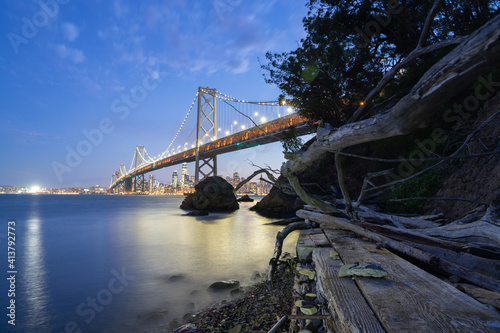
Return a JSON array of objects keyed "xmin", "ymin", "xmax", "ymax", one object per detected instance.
[
  {"xmin": 296, "ymin": 230, "xmax": 330, "ymax": 261},
  {"xmin": 313, "ymin": 247, "xmax": 385, "ymax": 333},
  {"xmin": 297, "ymin": 210, "xmax": 500, "ymax": 292},
  {"xmin": 326, "ymin": 230, "xmax": 500, "ymax": 333}
]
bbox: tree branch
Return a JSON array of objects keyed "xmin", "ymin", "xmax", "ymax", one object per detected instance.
[
  {"xmin": 282, "ymin": 14, "xmax": 500, "ymax": 212},
  {"xmin": 389, "ymin": 197, "xmax": 488, "ymax": 206},
  {"xmin": 348, "ymin": 35, "xmax": 467, "ymax": 123},
  {"xmin": 363, "ymin": 109, "xmax": 500, "ymax": 200},
  {"xmin": 283, "ymin": 15, "xmax": 500, "ymax": 175},
  {"xmin": 335, "ymin": 152, "xmax": 352, "ymax": 214},
  {"xmin": 418, "ymin": 0, "xmax": 444, "ymax": 48},
  {"xmin": 332, "ymin": 149, "xmax": 500, "ymax": 163},
  {"xmin": 287, "ymin": 173, "xmax": 349, "ymax": 219}
]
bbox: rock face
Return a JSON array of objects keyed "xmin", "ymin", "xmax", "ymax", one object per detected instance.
[
  {"xmin": 180, "ymin": 176, "xmax": 239, "ymax": 212},
  {"xmin": 250, "ymin": 186, "xmax": 304, "ymax": 218}
]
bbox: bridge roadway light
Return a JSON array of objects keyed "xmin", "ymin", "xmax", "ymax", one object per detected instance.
[
  {"xmin": 254, "ymin": 112, "xmax": 258, "ymax": 116},
  {"xmin": 225, "ymin": 130, "xmax": 230, "ymax": 135},
  {"xmin": 241, "ymin": 125, "xmax": 246, "ymax": 130},
  {"xmin": 260, "ymin": 117, "xmax": 267, "ymax": 123}
]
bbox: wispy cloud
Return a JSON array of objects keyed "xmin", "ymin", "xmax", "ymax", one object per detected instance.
[
  {"xmin": 100, "ymin": 1, "xmax": 302, "ymax": 75},
  {"xmin": 61, "ymin": 22, "xmax": 80, "ymax": 41},
  {"xmin": 55, "ymin": 44, "xmax": 86, "ymax": 63},
  {"xmin": 0, "ymin": 124, "xmax": 64, "ymax": 146}
]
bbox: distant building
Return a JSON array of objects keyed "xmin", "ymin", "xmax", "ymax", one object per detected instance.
[
  {"xmin": 149, "ymin": 175, "xmax": 155, "ymax": 193},
  {"xmin": 172, "ymin": 170, "xmax": 178, "ymax": 191},
  {"xmin": 181, "ymin": 163, "xmax": 188, "ymax": 186},
  {"xmin": 233, "ymin": 172, "xmax": 240, "ymax": 188},
  {"xmin": 249, "ymin": 182, "xmax": 257, "ymax": 194}
]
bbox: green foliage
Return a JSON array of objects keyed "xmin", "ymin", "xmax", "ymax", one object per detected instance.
[
  {"xmin": 281, "ymin": 126, "xmax": 304, "ymax": 153},
  {"xmin": 385, "ymin": 167, "xmax": 445, "ymax": 214},
  {"xmin": 261, "ymin": 0, "xmax": 499, "ymax": 125}
]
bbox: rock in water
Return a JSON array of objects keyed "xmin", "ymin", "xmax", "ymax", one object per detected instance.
[
  {"xmin": 183, "ymin": 210, "xmax": 209, "ymax": 216},
  {"xmin": 250, "ymin": 182, "xmax": 304, "ymax": 217},
  {"xmin": 237, "ymin": 194, "xmax": 254, "ymax": 202},
  {"xmin": 208, "ymin": 280, "xmax": 240, "ymax": 291},
  {"xmin": 180, "ymin": 176, "xmax": 239, "ymax": 212}
]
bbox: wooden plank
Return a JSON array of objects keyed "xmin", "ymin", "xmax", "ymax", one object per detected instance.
[
  {"xmin": 324, "ymin": 216, "xmax": 500, "ymax": 280},
  {"xmin": 297, "ymin": 210, "xmax": 500, "ymax": 292},
  {"xmin": 300, "ymin": 228, "xmax": 324, "ymax": 235},
  {"xmin": 296, "ymin": 232, "xmax": 315, "ymax": 261},
  {"xmin": 296, "ymin": 230, "xmax": 330, "ymax": 261},
  {"xmin": 455, "ymin": 283, "xmax": 500, "ymax": 311},
  {"xmin": 326, "ymin": 231, "xmax": 500, "ymax": 333},
  {"xmin": 307, "ymin": 232, "xmax": 330, "ymax": 247},
  {"xmin": 313, "ymin": 247, "xmax": 386, "ymax": 333}
]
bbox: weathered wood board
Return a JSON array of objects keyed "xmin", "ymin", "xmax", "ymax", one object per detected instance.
[
  {"xmin": 296, "ymin": 229, "xmax": 330, "ymax": 261},
  {"xmin": 297, "ymin": 209, "xmax": 500, "ymax": 292},
  {"xmin": 324, "ymin": 229, "xmax": 500, "ymax": 333},
  {"xmin": 313, "ymin": 247, "xmax": 386, "ymax": 333}
]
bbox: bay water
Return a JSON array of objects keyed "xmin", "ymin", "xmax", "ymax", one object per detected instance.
[{"xmin": 0, "ymin": 194, "xmax": 298, "ymax": 333}]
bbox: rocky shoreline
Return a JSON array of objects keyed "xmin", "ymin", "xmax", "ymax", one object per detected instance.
[{"xmin": 171, "ymin": 261, "xmax": 296, "ymax": 332}]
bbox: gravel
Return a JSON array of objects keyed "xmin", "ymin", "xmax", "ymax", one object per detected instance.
[{"xmin": 173, "ymin": 262, "xmax": 295, "ymax": 332}]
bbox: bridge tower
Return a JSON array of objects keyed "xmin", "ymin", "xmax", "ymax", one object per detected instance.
[
  {"xmin": 195, "ymin": 87, "xmax": 217, "ymax": 184},
  {"xmin": 118, "ymin": 164, "xmax": 127, "ymax": 193},
  {"xmin": 133, "ymin": 146, "xmax": 146, "ymax": 192},
  {"xmin": 111, "ymin": 173, "xmax": 117, "ymax": 193}
]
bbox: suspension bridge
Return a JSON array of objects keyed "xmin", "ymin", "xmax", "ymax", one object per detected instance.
[{"xmin": 109, "ymin": 87, "xmax": 314, "ymax": 193}]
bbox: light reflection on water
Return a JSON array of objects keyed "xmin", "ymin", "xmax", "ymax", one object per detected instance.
[
  {"xmin": 0, "ymin": 195, "xmax": 298, "ymax": 333},
  {"xmin": 22, "ymin": 198, "xmax": 51, "ymax": 332}
]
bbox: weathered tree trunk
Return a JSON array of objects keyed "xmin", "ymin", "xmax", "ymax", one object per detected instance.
[
  {"xmin": 282, "ymin": 14, "xmax": 500, "ymax": 178},
  {"xmin": 267, "ymin": 221, "xmax": 312, "ymax": 289},
  {"xmin": 415, "ymin": 191, "xmax": 500, "ymax": 248},
  {"xmin": 297, "ymin": 209, "xmax": 500, "ymax": 292}
]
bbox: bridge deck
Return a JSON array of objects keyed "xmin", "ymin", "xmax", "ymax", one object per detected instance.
[{"xmin": 110, "ymin": 113, "xmax": 313, "ymax": 188}]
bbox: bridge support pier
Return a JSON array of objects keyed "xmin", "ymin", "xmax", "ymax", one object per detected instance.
[
  {"xmin": 125, "ymin": 178, "xmax": 133, "ymax": 192},
  {"xmin": 133, "ymin": 174, "xmax": 145, "ymax": 193},
  {"xmin": 195, "ymin": 156, "xmax": 217, "ymax": 182}
]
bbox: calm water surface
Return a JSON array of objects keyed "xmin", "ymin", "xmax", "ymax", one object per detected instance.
[{"xmin": 0, "ymin": 194, "xmax": 298, "ymax": 333}]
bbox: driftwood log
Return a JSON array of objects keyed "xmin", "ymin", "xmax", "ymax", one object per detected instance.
[
  {"xmin": 282, "ymin": 14, "xmax": 500, "ymax": 178},
  {"xmin": 416, "ymin": 191, "xmax": 500, "ymax": 248},
  {"xmin": 266, "ymin": 221, "xmax": 318, "ymax": 289},
  {"xmin": 296, "ymin": 209, "xmax": 500, "ymax": 292}
]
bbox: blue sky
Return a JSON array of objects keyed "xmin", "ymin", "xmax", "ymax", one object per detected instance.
[{"xmin": 0, "ymin": 0, "xmax": 308, "ymax": 188}]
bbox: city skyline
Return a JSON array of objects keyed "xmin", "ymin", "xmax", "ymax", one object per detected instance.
[
  {"xmin": 0, "ymin": 165, "xmax": 273, "ymax": 193},
  {"xmin": 0, "ymin": 1, "xmax": 308, "ymax": 189}
]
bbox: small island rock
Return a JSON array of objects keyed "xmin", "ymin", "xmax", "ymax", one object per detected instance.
[
  {"xmin": 180, "ymin": 176, "xmax": 239, "ymax": 212},
  {"xmin": 237, "ymin": 194, "xmax": 254, "ymax": 202}
]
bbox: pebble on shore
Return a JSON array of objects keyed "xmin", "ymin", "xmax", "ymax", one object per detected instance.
[{"xmin": 175, "ymin": 263, "xmax": 295, "ymax": 332}]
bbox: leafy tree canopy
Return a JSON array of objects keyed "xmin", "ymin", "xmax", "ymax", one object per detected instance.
[{"xmin": 262, "ymin": 0, "xmax": 499, "ymax": 125}]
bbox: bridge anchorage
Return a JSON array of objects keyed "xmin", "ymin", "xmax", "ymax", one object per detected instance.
[{"xmin": 109, "ymin": 86, "xmax": 314, "ymax": 194}]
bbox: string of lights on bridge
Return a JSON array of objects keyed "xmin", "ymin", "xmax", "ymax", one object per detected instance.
[{"xmin": 115, "ymin": 89, "xmax": 297, "ymax": 184}]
